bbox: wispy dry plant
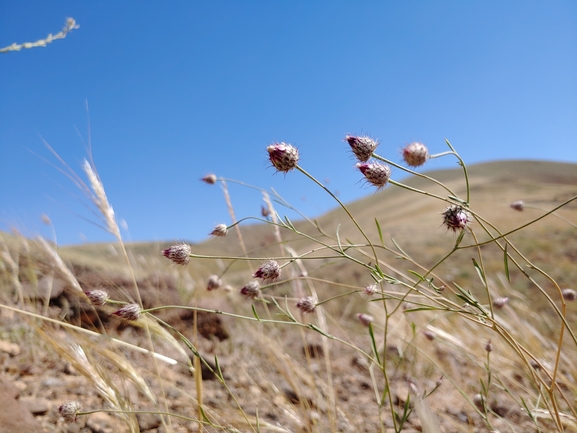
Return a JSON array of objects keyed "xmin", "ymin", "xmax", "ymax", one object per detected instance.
[{"xmin": 0, "ymin": 18, "xmax": 79, "ymax": 53}]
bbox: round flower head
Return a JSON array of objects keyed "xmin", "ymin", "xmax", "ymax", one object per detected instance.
[
  {"xmin": 201, "ymin": 174, "xmax": 217, "ymax": 184},
  {"xmin": 357, "ymin": 162, "xmax": 392, "ymax": 189},
  {"xmin": 442, "ymin": 205, "xmax": 472, "ymax": 232},
  {"xmin": 210, "ymin": 223, "xmax": 228, "ymax": 237},
  {"xmin": 267, "ymin": 142, "xmax": 299, "ymax": 173},
  {"xmin": 510, "ymin": 200, "xmax": 524, "ymax": 211},
  {"xmin": 112, "ymin": 303, "xmax": 141, "ymax": 321},
  {"xmin": 296, "ymin": 296, "xmax": 317, "ymax": 314},
  {"xmin": 84, "ymin": 289, "xmax": 109, "ymax": 307},
  {"xmin": 363, "ymin": 284, "xmax": 378, "ymax": 297},
  {"xmin": 206, "ymin": 275, "xmax": 222, "ymax": 291},
  {"xmin": 492, "ymin": 296, "xmax": 509, "ymax": 309},
  {"xmin": 562, "ymin": 289, "xmax": 576, "ymax": 301},
  {"xmin": 345, "ymin": 135, "xmax": 379, "ymax": 162},
  {"xmin": 402, "ymin": 142, "xmax": 429, "ymax": 167},
  {"xmin": 253, "ymin": 260, "xmax": 281, "ymax": 282},
  {"xmin": 240, "ymin": 280, "xmax": 261, "ymax": 299},
  {"xmin": 162, "ymin": 243, "xmax": 191, "ymax": 266},
  {"xmin": 58, "ymin": 401, "xmax": 82, "ymax": 423}
]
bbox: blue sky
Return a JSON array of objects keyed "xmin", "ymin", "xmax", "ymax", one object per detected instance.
[{"xmin": 1, "ymin": 1, "xmax": 576, "ymax": 245}]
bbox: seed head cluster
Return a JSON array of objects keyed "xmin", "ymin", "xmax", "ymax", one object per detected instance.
[
  {"xmin": 112, "ymin": 303, "xmax": 141, "ymax": 321},
  {"xmin": 162, "ymin": 243, "xmax": 191, "ymax": 266},
  {"xmin": 201, "ymin": 174, "xmax": 217, "ymax": 184},
  {"xmin": 84, "ymin": 290, "xmax": 109, "ymax": 307},
  {"xmin": 253, "ymin": 260, "xmax": 281, "ymax": 282},
  {"xmin": 442, "ymin": 205, "xmax": 472, "ymax": 232},
  {"xmin": 210, "ymin": 223, "xmax": 228, "ymax": 237},
  {"xmin": 402, "ymin": 142, "xmax": 429, "ymax": 167},
  {"xmin": 58, "ymin": 401, "xmax": 82, "ymax": 423},
  {"xmin": 296, "ymin": 296, "xmax": 317, "ymax": 314},
  {"xmin": 356, "ymin": 313, "xmax": 374, "ymax": 327},
  {"xmin": 562, "ymin": 289, "xmax": 576, "ymax": 301},
  {"xmin": 510, "ymin": 200, "xmax": 524, "ymax": 211},
  {"xmin": 357, "ymin": 162, "xmax": 392, "ymax": 189},
  {"xmin": 345, "ymin": 135, "xmax": 379, "ymax": 162},
  {"xmin": 267, "ymin": 142, "xmax": 299, "ymax": 173},
  {"xmin": 240, "ymin": 280, "xmax": 261, "ymax": 299},
  {"xmin": 207, "ymin": 275, "xmax": 222, "ymax": 291}
]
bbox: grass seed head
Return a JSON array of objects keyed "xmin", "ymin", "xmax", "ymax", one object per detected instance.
[
  {"xmin": 510, "ymin": 200, "xmax": 525, "ymax": 211},
  {"xmin": 357, "ymin": 161, "xmax": 392, "ymax": 189},
  {"xmin": 112, "ymin": 303, "xmax": 141, "ymax": 321},
  {"xmin": 210, "ymin": 223, "xmax": 228, "ymax": 237},
  {"xmin": 201, "ymin": 174, "xmax": 217, "ymax": 184},
  {"xmin": 562, "ymin": 289, "xmax": 576, "ymax": 301},
  {"xmin": 296, "ymin": 296, "xmax": 317, "ymax": 314},
  {"xmin": 84, "ymin": 289, "xmax": 109, "ymax": 307},
  {"xmin": 267, "ymin": 142, "xmax": 299, "ymax": 173},
  {"xmin": 442, "ymin": 205, "xmax": 472, "ymax": 232},
  {"xmin": 253, "ymin": 260, "xmax": 281, "ymax": 282},
  {"xmin": 162, "ymin": 243, "xmax": 191, "ymax": 265},
  {"xmin": 345, "ymin": 135, "xmax": 379, "ymax": 162},
  {"xmin": 58, "ymin": 401, "xmax": 82, "ymax": 423},
  {"xmin": 240, "ymin": 280, "xmax": 261, "ymax": 299},
  {"xmin": 402, "ymin": 142, "xmax": 429, "ymax": 167},
  {"xmin": 207, "ymin": 275, "xmax": 222, "ymax": 291}
]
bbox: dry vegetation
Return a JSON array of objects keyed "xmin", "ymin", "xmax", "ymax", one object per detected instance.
[{"xmin": 1, "ymin": 147, "xmax": 576, "ymax": 433}]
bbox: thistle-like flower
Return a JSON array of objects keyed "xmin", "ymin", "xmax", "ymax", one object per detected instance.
[
  {"xmin": 296, "ymin": 296, "xmax": 317, "ymax": 314},
  {"xmin": 363, "ymin": 284, "xmax": 378, "ymax": 297},
  {"xmin": 442, "ymin": 205, "xmax": 472, "ymax": 232},
  {"xmin": 58, "ymin": 401, "xmax": 82, "ymax": 423},
  {"xmin": 162, "ymin": 243, "xmax": 191, "ymax": 265},
  {"xmin": 356, "ymin": 313, "xmax": 374, "ymax": 327},
  {"xmin": 402, "ymin": 142, "xmax": 429, "ymax": 167},
  {"xmin": 253, "ymin": 260, "xmax": 281, "ymax": 282},
  {"xmin": 112, "ymin": 303, "xmax": 141, "ymax": 321},
  {"xmin": 510, "ymin": 200, "xmax": 524, "ymax": 211},
  {"xmin": 357, "ymin": 161, "xmax": 392, "ymax": 189},
  {"xmin": 562, "ymin": 289, "xmax": 576, "ymax": 301},
  {"xmin": 240, "ymin": 280, "xmax": 261, "ymax": 299},
  {"xmin": 207, "ymin": 275, "xmax": 222, "ymax": 291},
  {"xmin": 492, "ymin": 296, "xmax": 509, "ymax": 309},
  {"xmin": 345, "ymin": 135, "xmax": 379, "ymax": 162},
  {"xmin": 267, "ymin": 142, "xmax": 299, "ymax": 173},
  {"xmin": 210, "ymin": 223, "xmax": 228, "ymax": 237},
  {"xmin": 84, "ymin": 290, "xmax": 109, "ymax": 307},
  {"xmin": 201, "ymin": 174, "xmax": 217, "ymax": 184}
]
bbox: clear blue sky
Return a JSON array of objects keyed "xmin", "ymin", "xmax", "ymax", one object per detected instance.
[{"xmin": 1, "ymin": 1, "xmax": 576, "ymax": 245}]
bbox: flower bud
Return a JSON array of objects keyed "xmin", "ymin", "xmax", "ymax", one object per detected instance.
[
  {"xmin": 210, "ymin": 223, "xmax": 228, "ymax": 237},
  {"xmin": 402, "ymin": 142, "xmax": 429, "ymax": 167},
  {"xmin": 84, "ymin": 290, "xmax": 109, "ymax": 307},
  {"xmin": 562, "ymin": 289, "xmax": 576, "ymax": 301},
  {"xmin": 253, "ymin": 260, "xmax": 281, "ymax": 282},
  {"xmin": 207, "ymin": 275, "xmax": 222, "ymax": 291},
  {"xmin": 442, "ymin": 205, "xmax": 472, "ymax": 232},
  {"xmin": 485, "ymin": 340, "xmax": 493, "ymax": 352},
  {"xmin": 357, "ymin": 162, "xmax": 391, "ymax": 189},
  {"xmin": 492, "ymin": 296, "xmax": 509, "ymax": 309},
  {"xmin": 510, "ymin": 200, "xmax": 524, "ymax": 211},
  {"xmin": 201, "ymin": 174, "xmax": 217, "ymax": 184},
  {"xmin": 112, "ymin": 303, "xmax": 141, "ymax": 321},
  {"xmin": 356, "ymin": 313, "xmax": 374, "ymax": 327},
  {"xmin": 240, "ymin": 280, "xmax": 261, "ymax": 299},
  {"xmin": 267, "ymin": 142, "xmax": 299, "ymax": 173},
  {"xmin": 345, "ymin": 135, "xmax": 379, "ymax": 162},
  {"xmin": 296, "ymin": 296, "xmax": 317, "ymax": 314},
  {"xmin": 58, "ymin": 401, "xmax": 82, "ymax": 423},
  {"xmin": 162, "ymin": 243, "xmax": 191, "ymax": 266}
]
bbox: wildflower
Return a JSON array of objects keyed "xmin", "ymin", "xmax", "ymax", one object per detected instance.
[
  {"xmin": 402, "ymin": 142, "xmax": 429, "ymax": 167},
  {"xmin": 492, "ymin": 296, "xmax": 509, "ymax": 309},
  {"xmin": 112, "ymin": 303, "xmax": 141, "ymax": 321},
  {"xmin": 345, "ymin": 135, "xmax": 379, "ymax": 162},
  {"xmin": 84, "ymin": 290, "xmax": 109, "ymax": 307},
  {"xmin": 162, "ymin": 243, "xmax": 191, "ymax": 265},
  {"xmin": 562, "ymin": 289, "xmax": 576, "ymax": 301},
  {"xmin": 442, "ymin": 205, "xmax": 472, "ymax": 232},
  {"xmin": 296, "ymin": 296, "xmax": 317, "ymax": 314},
  {"xmin": 363, "ymin": 284, "xmax": 378, "ymax": 296},
  {"xmin": 485, "ymin": 340, "xmax": 493, "ymax": 353},
  {"xmin": 240, "ymin": 280, "xmax": 261, "ymax": 299},
  {"xmin": 253, "ymin": 260, "xmax": 281, "ymax": 282},
  {"xmin": 423, "ymin": 330, "xmax": 436, "ymax": 341},
  {"xmin": 267, "ymin": 142, "xmax": 299, "ymax": 173},
  {"xmin": 210, "ymin": 223, "xmax": 228, "ymax": 237},
  {"xmin": 357, "ymin": 161, "xmax": 391, "ymax": 189},
  {"xmin": 201, "ymin": 174, "xmax": 217, "ymax": 184},
  {"xmin": 510, "ymin": 200, "xmax": 524, "ymax": 211},
  {"xmin": 58, "ymin": 401, "xmax": 82, "ymax": 423},
  {"xmin": 356, "ymin": 313, "xmax": 374, "ymax": 327},
  {"xmin": 206, "ymin": 275, "xmax": 222, "ymax": 291}
]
